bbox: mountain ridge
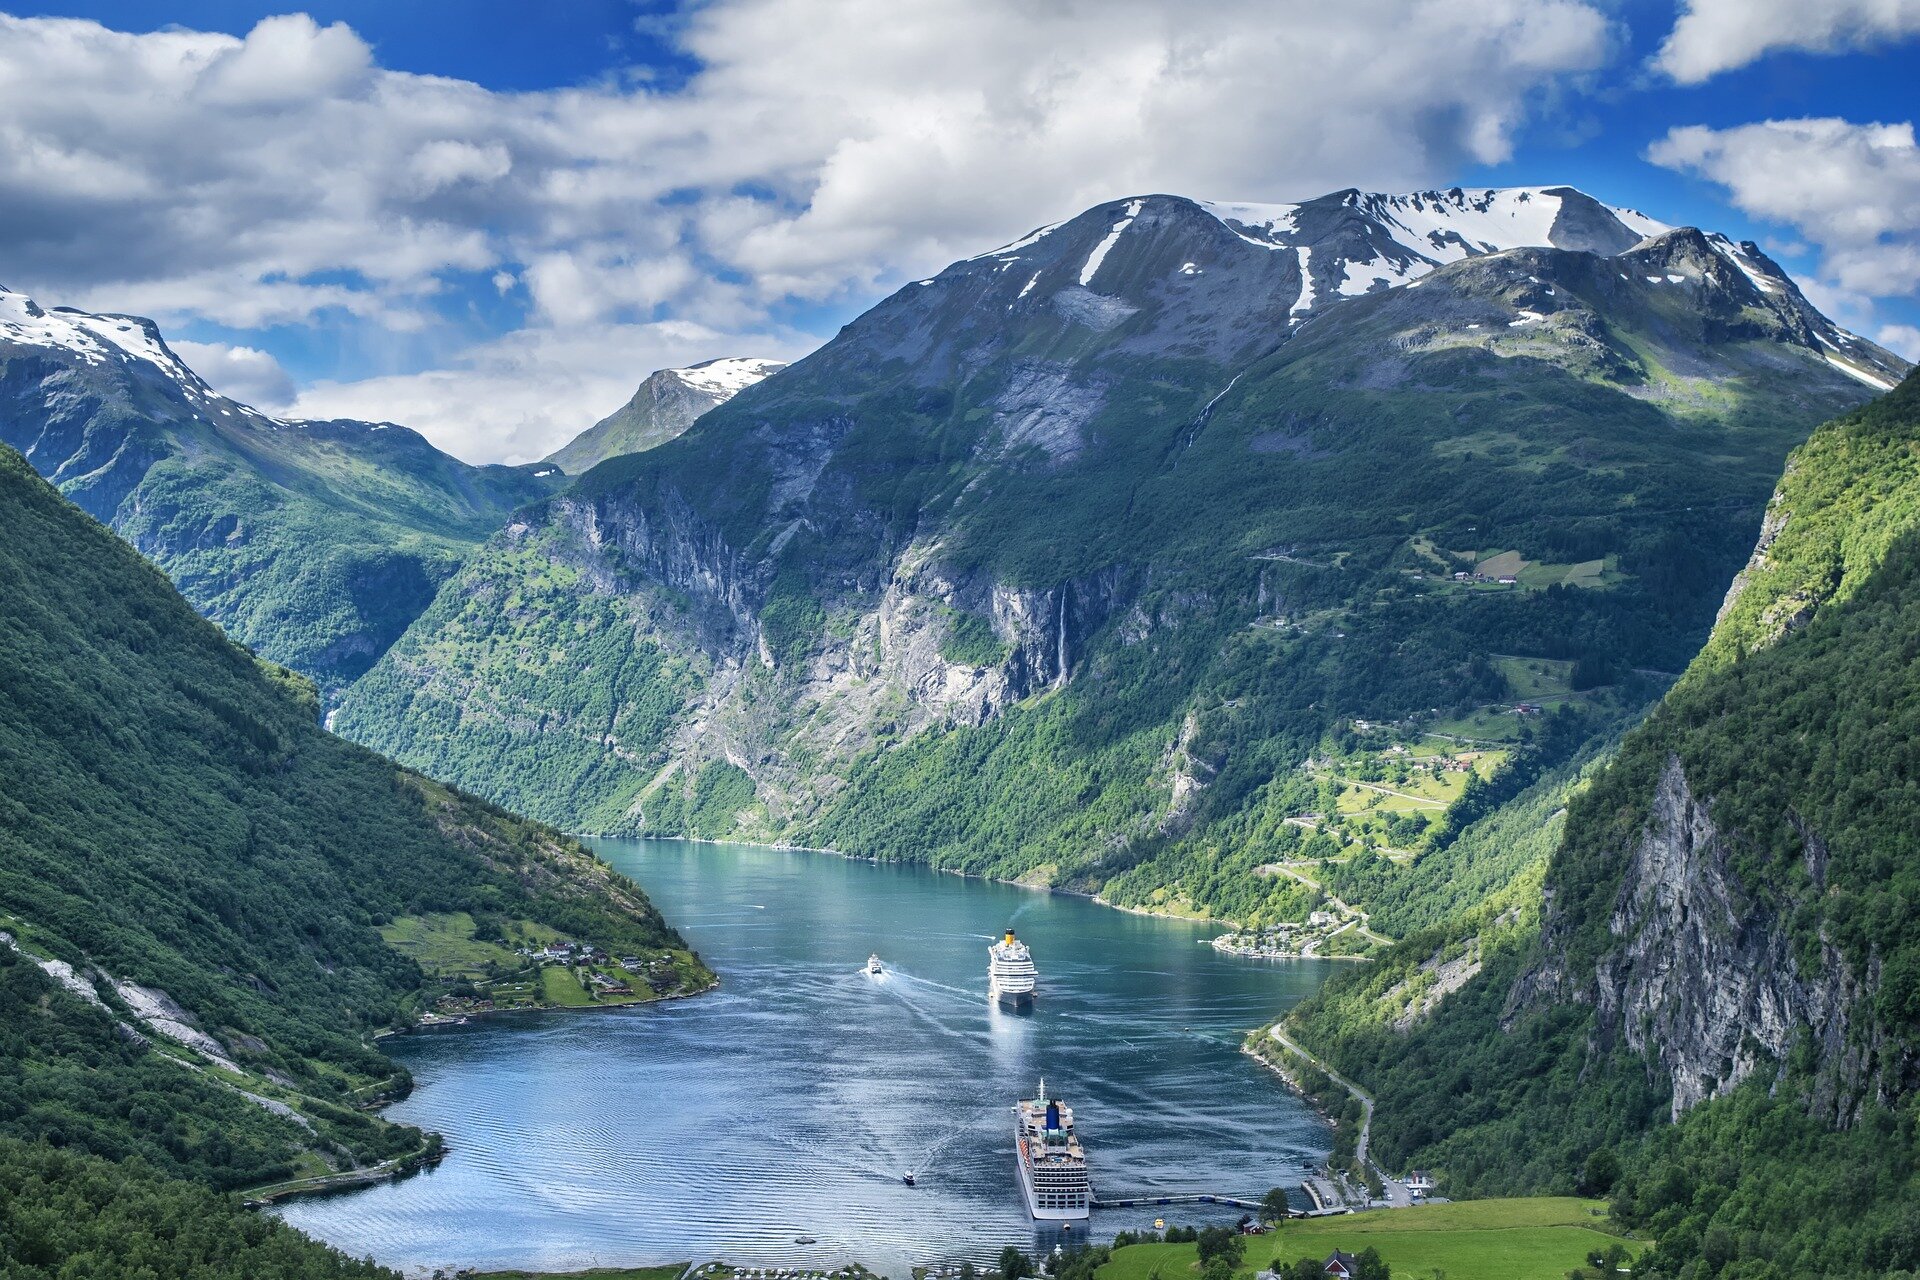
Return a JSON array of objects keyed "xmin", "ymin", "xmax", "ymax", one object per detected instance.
[
  {"xmin": 337, "ymin": 184, "xmax": 1906, "ymax": 929},
  {"xmin": 0, "ymin": 284, "xmax": 562, "ymax": 695},
  {"xmin": 544, "ymin": 355, "xmax": 786, "ymax": 475}
]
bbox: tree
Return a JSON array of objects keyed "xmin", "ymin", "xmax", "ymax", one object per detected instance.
[
  {"xmin": 1262, "ymin": 1185, "xmax": 1294, "ymax": 1221},
  {"xmin": 1579, "ymin": 1146, "xmax": 1621, "ymax": 1197},
  {"xmin": 1354, "ymin": 1246, "xmax": 1390, "ymax": 1280},
  {"xmin": 1196, "ymin": 1225, "xmax": 1245, "ymax": 1269},
  {"xmin": 1000, "ymin": 1246, "xmax": 1034, "ymax": 1280}
]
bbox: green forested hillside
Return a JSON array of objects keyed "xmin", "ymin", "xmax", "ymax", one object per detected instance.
[
  {"xmin": 0, "ymin": 440, "xmax": 707, "ymax": 1271},
  {"xmin": 1285, "ymin": 371, "xmax": 1920, "ymax": 1277},
  {"xmin": 0, "ymin": 1137, "xmax": 395, "ymax": 1280}
]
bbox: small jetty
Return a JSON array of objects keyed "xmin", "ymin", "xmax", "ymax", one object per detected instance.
[{"xmin": 1091, "ymin": 1193, "xmax": 1264, "ymax": 1211}]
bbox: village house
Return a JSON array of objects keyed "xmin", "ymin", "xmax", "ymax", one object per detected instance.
[{"xmin": 1321, "ymin": 1251, "xmax": 1359, "ymax": 1278}]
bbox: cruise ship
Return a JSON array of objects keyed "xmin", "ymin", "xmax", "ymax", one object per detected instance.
[
  {"xmin": 989, "ymin": 929, "xmax": 1037, "ymax": 1006},
  {"xmin": 1014, "ymin": 1079, "xmax": 1091, "ymax": 1220}
]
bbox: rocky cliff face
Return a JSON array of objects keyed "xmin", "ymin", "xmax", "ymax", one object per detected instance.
[
  {"xmin": 1554, "ymin": 757, "xmax": 1900, "ymax": 1121},
  {"xmin": 1501, "ymin": 371, "xmax": 1920, "ymax": 1127}
]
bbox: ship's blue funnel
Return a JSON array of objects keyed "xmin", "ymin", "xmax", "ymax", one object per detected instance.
[{"xmin": 1045, "ymin": 1101, "xmax": 1061, "ymax": 1130}]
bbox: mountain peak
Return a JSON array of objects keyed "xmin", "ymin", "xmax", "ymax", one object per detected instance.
[
  {"xmin": 0, "ymin": 285, "xmax": 214, "ymax": 399},
  {"xmin": 543, "ymin": 355, "xmax": 787, "ymax": 475}
]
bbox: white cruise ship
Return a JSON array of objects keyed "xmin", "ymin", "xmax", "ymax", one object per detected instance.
[
  {"xmin": 989, "ymin": 929, "xmax": 1037, "ymax": 1006},
  {"xmin": 1015, "ymin": 1079, "xmax": 1090, "ymax": 1220}
]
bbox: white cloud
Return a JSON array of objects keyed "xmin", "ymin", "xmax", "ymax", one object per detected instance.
[
  {"xmin": 287, "ymin": 321, "xmax": 812, "ymax": 465},
  {"xmin": 0, "ymin": 2, "xmax": 1621, "ymax": 460},
  {"xmin": 1880, "ymin": 323, "xmax": 1920, "ymax": 361},
  {"xmin": 1656, "ymin": 0, "xmax": 1920, "ymax": 83},
  {"xmin": 1648, "ymin": 119, "xmax": 1920, "ymax": 297},
  {"xmin": 170, "ymin": 340, "xmax": 296, "ymax": 409}
]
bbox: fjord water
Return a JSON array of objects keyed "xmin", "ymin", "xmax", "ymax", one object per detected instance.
[{"xmin": 279, "ymin": 840, "xmax": 1336, "ymax": 1277}]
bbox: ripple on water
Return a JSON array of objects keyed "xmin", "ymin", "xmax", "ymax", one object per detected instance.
[{"xmin": 278, "ymin": 840, "xmax": 1336, "ymax": 1278}]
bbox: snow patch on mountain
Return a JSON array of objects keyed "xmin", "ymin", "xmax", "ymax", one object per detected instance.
[
  {"xmin": 1290, "ymin": 248, "xmax": 1316, "ymax": 316},
  {"xmin": 1079, "ymin": 199, "xmax": 1144, "ymax": 287},
  {"xmin": 672, "ymin": 356, "xmax": 786, "ymax": 399}
]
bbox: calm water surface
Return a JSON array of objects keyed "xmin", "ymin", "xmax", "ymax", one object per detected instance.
[{"xmin": 279, "ymin": 839, "xmax": 1336, "ymax": 1277}]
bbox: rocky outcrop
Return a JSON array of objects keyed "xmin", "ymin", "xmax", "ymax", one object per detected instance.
[{"xmin": 1526, "ymin": 756, "xmax": 1915, "ymax": 1124}]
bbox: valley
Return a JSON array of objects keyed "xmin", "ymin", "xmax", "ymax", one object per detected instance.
[{"xmin": 3, "ymin": 167, "xmax": 1918, "ymax": 1280}]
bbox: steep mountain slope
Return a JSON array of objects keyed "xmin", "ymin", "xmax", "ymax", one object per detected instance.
[
  {"xmin": 1284, "ymin": 371, "xmax": 1920, "ymax": 1277},
  {"xmin": 335, "ymin": 187, "xmax": 1906, "ymax": 922},
  {"xmin": 545, "ymin": 356, "xmax": 787, "ymax": 474},
  {"xmin": 0, "ymin": 286, "xmax": 559, "ymax": 694},
  {"xmin": 0, "ymin": 441, "xmax": 708, "ymax": 1200}
]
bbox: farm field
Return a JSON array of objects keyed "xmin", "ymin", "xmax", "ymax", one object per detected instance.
[{"xmin": 1099, "ymin": 1198, "xmax": 1643, "ymax": 1280}]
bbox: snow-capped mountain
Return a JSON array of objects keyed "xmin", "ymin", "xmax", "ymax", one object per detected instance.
[
  {"xmin": 337, "ymin": 182, "xmax": 1908, "ymax": 854},
  {"xmin": 0, "ymin": 284, "xmax": 558, "ymax": 692},
  {"xmin": 950, "ymin": 187, "xmax": 1902, "ymax": 389},
  {"xmin": 544, "ymin": 356, "xmax": 788, "ymax": 475}
]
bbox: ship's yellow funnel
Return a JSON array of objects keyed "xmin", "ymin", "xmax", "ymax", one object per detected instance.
[{"xmin": 1004, "ymin": 930, "xmax": 1016, "ymax": 944}]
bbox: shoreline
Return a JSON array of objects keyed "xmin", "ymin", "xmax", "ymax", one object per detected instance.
[
  {"xmin": 373, "ymin": 974, "xmax": 721, "ymax": 1041},
  {"xmin": 589, "ymin": 831, "xmax": 1236, "ymax": 929}
]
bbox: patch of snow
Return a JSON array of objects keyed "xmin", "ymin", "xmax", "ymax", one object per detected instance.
[
  {"xmin": 1646, "ymin": 276, "xmax": 1664, "ymax": 283},
  {"xmin": 1826, "ymin": 354, "xmax": 1897, "ymax": 391},
  {"xmin": 970, "ymin": 219, "xmax": 1066, "ymax": 261},
  {"xmin": 1018, "ymin": 271, "xmax": 1042, "ymax": 299},
  {"xmin": 1707, "ymin": 234, "xmax": 1782, "ymax": 296},
  {"xmin": 1358, "ymin": 188, "xmax": 1567, "ymax": 265},
  {"xmin": 1290, "ymin": 247, "xmax": 1316, "ymax": 315},
  {"xmin": 1079, "ymin": 199, "xmax": 1144, "ymax": 288},
  {"xmin": 671, "ymin": 357, "xmax": 786, "ymax": 399},
  {"xmin": 1666, "ymin": 274, "xmax": 1686, "ymax": 284},
  {"xmin": 1337, "ymin": 256, "xmax": 1409, "ymax": 297},
  {"xmin": 1180, "ymin": 262, "xmax": 1200, "ymax": 275},
  {"xmin": 1509, "ymin": 310, "xmax": 1546, "ymax": 327},
  {"xmin": 1199, "ymin": 199, "xmax": 1300, "ymax": 249}
]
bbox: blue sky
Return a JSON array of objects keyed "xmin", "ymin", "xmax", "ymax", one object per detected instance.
[{"xmin": 2, "ymin": 1, "xmax": 1916, "ymax": 460}]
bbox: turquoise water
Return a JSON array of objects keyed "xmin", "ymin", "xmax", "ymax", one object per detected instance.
[{"xmin": 278, "ymin": 840, "xmax": 1335, "ymax": 1277}]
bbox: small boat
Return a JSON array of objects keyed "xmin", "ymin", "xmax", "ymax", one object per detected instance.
[
  {"xmin": 867, "ymin": 953, "xmax": 884, "ymax": 976},
  {"xmin": 796, "ymin": 1236, "xmax": 817, "ymax": 1245},
  {"xmin": 902, "ymin": 1170, "xmax": 916, "ymax": 1186}
]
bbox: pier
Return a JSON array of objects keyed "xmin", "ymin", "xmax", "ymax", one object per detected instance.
[{"xmin": 1091, "ymin": 1193, "xmax": 1265, "ymax": 1211}]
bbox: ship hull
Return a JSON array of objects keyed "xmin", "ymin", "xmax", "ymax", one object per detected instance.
[
  {"xmin": 992, "ymin": 981, "xmax": 1035, "ymax": 1008},
  {"xmin": 1016, "ymin": 1144, "xmax": 1091, "ymax": 1221}
]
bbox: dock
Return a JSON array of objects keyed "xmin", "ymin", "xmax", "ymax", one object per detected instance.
[{"xmin": 1092, "ymin": 1193, "xmax": 1265, "ymax": 1210}]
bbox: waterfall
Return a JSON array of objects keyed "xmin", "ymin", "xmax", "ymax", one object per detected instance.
[{"xmin": 1055, "ymin": 587, "xmax": 1069, "ymax": 688}]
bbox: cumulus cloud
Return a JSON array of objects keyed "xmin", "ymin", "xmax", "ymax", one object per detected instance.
[
  {"xmin": 0, "ymin": 2, "xmax": 1622, "ymax": 459},
  {"xmin": 287, "ymin": 321, "xmax": 812, "ymax": 465},
  {"xmin": 1656, "ymin": 0, "xmax": 1920, "ymax": 83},
  {"xmin": 1648, "ymin": 119, "xmax": 1920, "ymax": 297},
  {"xmin": 1881, "ymin": 324, "xmax": 1920, "ymax": 361},
  {"xmin": 171, "ymin": 340, "xmax": 298, "ymax": 409}
]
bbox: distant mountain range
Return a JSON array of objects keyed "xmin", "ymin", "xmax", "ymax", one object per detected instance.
[
  {"xmin": 331, "ymin": 186, "xmax": 1908, "ymax": 909},
  {"xmin": 545, "ymin": 356, "xmax": 787, "ymax": 475},
  {"xmin": 0, "ymin": 285, "xmax": 562, "ymax": 694}
]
